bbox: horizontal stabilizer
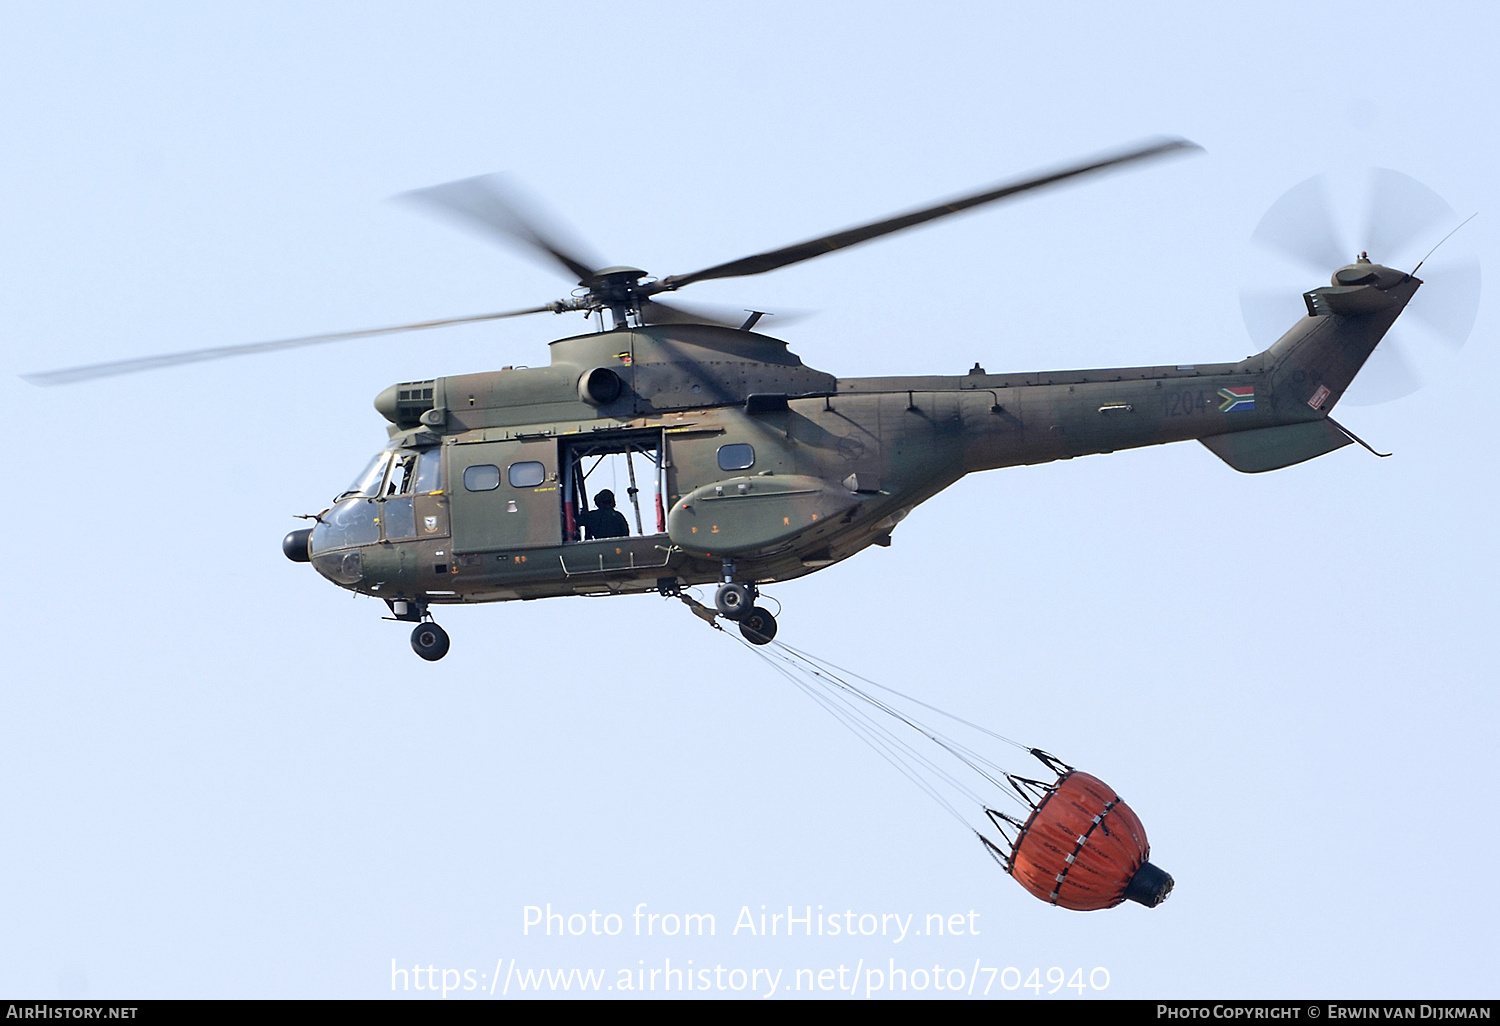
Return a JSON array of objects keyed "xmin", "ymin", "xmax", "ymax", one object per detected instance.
[{"xmin": 1200, "ymin": 419, "xmax": 1353, "ymax": 474}]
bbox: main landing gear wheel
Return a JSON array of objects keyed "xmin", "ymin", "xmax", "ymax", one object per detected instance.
[
  {"xmin": 714, "ymin": 582, "xmax": 754, "ymax": 620},
  {"xmin": 738, "ymin": 606, "xmax": 778, "ymax": 646},
  {"xmin": 410, "ymin": 622, "xmax": 450, "ymax": 661}
]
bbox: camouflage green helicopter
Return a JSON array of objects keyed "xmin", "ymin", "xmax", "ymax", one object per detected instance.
[{"xmin": 26, "ymin": 140, "xmax": 1459, "ymax": 660}]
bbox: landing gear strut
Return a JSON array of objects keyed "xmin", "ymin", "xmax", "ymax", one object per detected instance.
[
  {"xmin": 710, "ymin": 558, "xmax": 777, "ymax": 643},
  {"xmin": 410, "ymin": 621, "xmax": 450, "ymax": 661},
  {"xmin": 714, "ymin": 557, "xmax": 756, "ymax": 620},
  {"xmin": 386, "ymin": 599, "xmax": 449, "ymax": 661},
  {"xmin": 673, "ymin": 561, "xmax": 780, "ymax": 644}
]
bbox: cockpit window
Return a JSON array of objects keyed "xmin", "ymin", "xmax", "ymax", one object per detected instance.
[
  {"xmin": 414, "ymin": 449, "xmax": 442, "ymax": 493},
  {"xmin": 338, "ymin": 452, "xmax": 392, "ymax": 501},
  {"xmin": 386, "ymin": 453, "xmax": 418, "ymax": 496}
]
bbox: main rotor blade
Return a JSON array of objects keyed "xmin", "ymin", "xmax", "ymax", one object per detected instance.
[
  {"xmin": 397, "ymin": 174, "xmax": 602, "ymax": 284},
  {"xmin": 638, "ymin": 298, "xmax": 750, "ymax": 329},
  {"xmin": 637, "ymin": 298, "xmax": 809, "ymax": 331},
  {"xmin": 655, "ymin": 137, "xmax": 1200, "ymax": 290},
  {"xmin": 22, "ymin": 306, "xmax": 556, "ymax": 386}
]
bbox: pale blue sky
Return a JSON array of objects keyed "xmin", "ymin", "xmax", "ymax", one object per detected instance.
[{"xmin": 2, "ymin": 1, "xmax": 1496, "ymax": 999}]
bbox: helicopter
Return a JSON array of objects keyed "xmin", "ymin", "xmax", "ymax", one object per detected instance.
[{"xmin": 25, "ymin": 138, "xmax": 1436, "ymax": 661}]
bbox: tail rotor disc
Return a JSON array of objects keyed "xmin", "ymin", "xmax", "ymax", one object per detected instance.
[{"xmin": 1241, "ymin": 169, "xmax": 1480, "ymax": 406}]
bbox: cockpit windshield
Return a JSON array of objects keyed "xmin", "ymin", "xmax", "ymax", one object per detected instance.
[{"xmin": 337, "ymin": 451, "xmax": 392, "ymax": 501}]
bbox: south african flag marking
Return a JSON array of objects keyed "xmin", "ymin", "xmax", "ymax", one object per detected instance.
[{"xmin": 1218, "ymin": 386, "xmax": 1255, "ymax": 413}]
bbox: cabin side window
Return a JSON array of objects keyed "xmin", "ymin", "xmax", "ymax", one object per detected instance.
[
  {"xmin": 508, "ymin": 461, "xmax": 546, "ymax": 488},
  {"xmin": 463, "ymin": 464, "xmax": 501, "ymax": 491},
  {"xmin": 717, "ymin": 443, "xmax": 755, "ymax": 472}
]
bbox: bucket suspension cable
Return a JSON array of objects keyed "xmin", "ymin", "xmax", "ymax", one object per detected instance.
[
  {"xmin": 737, "ymin": 638, "xmax": 1058, "ymax": 822},
  {"xmin": 732, "ymin": 636, "xmax": 1174, "ymax": 911},
  {"xmin": 773, "ymin": 641, "xmax": 1082, "ymax": 806},
  {"xmin": 740, "ymin": 639, "xmax": 981, "ymax": 829}
]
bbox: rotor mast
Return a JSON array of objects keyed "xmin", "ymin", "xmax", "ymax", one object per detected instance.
[{"xmin": 587, "ymin": 267, "xmax": 650, "ymax": 330}]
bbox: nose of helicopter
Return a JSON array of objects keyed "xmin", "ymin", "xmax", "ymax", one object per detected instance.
[{"xmin": 282, "ymin": 528, "xmax": 312, "ymax": 563}]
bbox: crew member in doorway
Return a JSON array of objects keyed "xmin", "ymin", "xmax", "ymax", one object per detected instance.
[{"xmin": 578, "ymin": 489, "xmax": 630, "ymax": 540}]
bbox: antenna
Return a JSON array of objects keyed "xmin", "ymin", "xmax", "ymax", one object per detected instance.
[{"xmin": 1412, "ymin": 212, "xmax": 1478, "ymax": 275}]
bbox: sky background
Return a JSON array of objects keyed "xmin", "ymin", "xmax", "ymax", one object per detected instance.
[{"xmin": 2, "ymin": 1, "xmax": 1495, "ymax": 1000}]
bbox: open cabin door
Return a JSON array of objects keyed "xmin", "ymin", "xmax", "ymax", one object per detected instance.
[
  {"xmin": 560, "ymin": 429, "xmax": 668, "ymax": 542},
  {"xmin": 555, "ymin": 429, "xmax": 676, "ymax": 577}
]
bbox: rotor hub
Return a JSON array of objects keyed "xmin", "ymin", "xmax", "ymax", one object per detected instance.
[{"xmin": 585, "ymin": 266, "xmax": 648, "ymax": 300}]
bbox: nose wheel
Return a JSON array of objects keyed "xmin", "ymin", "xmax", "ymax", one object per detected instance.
[{"xmin": 410, "ymin": 621, "xmax": 451, "ymax": 661}]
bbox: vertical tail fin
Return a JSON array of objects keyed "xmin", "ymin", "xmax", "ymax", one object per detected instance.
[
  {"xmin": 1199, "ymin": 261, "xmax": 1419, "ymax": 474},
  {"xmin": 1264, "ymin": 262, "xmax": 1421, "ymax": 413}
]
